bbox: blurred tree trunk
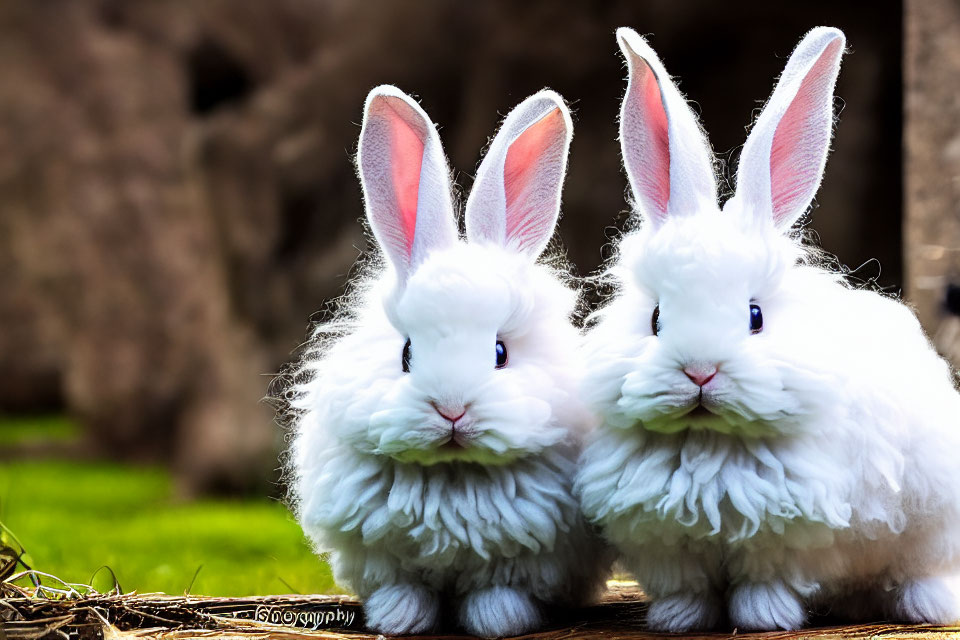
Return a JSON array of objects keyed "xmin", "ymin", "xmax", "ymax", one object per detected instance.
[
  {"xmin": 0, "ymin": 1, "xmax": 277, "ymax": 494},
  {"xmin": 904, "ymin": 0, "xmax": 960, "ymax": 367}
]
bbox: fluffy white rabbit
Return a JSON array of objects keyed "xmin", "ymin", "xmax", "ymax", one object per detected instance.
[
  {"xmin": 576, "ymin": 26, "xmax": 960, "ymax": 632},
  {"xmin": 285, "ymin": 85, "xmax": 608, "ymax": 637}
]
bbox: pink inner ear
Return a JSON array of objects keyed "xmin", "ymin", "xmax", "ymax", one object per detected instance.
[
  {"xmin": 384, "ymin": 102, "xmax": 425, "ymax": 253},
  {"xmin": 503, "ymin": 108, "xmax": 563, "ymax": 248},
  {"xmin": 621, "ymin": 58, "xmax": 671, "ymax": 221},
  {"xmin": 637, "ymin": 64, "xmax": 671, "ymax": 217},
  {"xmin": 770, "ymin": 39, "xmax": 842, "ymax": 225}
]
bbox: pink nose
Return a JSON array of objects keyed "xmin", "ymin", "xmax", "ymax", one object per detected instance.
[
  {"xmin": 684, "ymin": 366, "xmax": 717, "ymax": 387},
  {"xmin": 435, "ymin": 406, "xmax": 466, "ymax": 424}
]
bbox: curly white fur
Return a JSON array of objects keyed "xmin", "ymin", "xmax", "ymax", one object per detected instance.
[
  {"xmin": 286, "ymin": 86, "xmax": 609, "ymax": 637},
  {"xmin": 577, "ymin": 27, "xmax": 960, "ymax": 632}
]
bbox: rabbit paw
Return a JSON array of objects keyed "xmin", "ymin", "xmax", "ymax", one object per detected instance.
[
  {"xmin": 891, "ymin": 576, "xmax": 960, "ymax": 624},
  {"xmin": 646, "ymin": 591, "xmax": 722, "ymax": 632},
  {"xmin": 364, "ymin": 583, "xmax": 438, "ymax": 635},
  {"xmin": 729, "ymin": 580, "xmax": 806, "ymax": 631},
  {"xmin": 460, "ymin": 585, "xmax": 541, "ymax": 638}
]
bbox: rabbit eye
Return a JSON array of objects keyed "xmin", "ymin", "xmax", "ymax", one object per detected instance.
[
  {"xmin": 402, "ymin": 338, "xmax": 412, "ymax": 372},
  {"xmin": 651, "ymin": 305, "xmax": 661, "ymax": 336},
  {"xmin": 750, "ymin": 304, "xmax": 763, "ymax": 334},
  {"xmin": 495, "ymin": 340, "xmax": 508, "ymax": 369}
]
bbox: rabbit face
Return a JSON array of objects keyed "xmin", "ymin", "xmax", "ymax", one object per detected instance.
[
  {"xmin": 594, "ymin": 214, "xmax": 831, "ymax": 438},
  {"xmin": 365, "ymin": 244, "xmax": 575, "ymax": 464}
]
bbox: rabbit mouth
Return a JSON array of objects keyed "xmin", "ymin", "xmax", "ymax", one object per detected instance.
[
  {"xmin": 684, "ymin": 388, "xmax": 718, "ymax": 418},
  {"xmin": 438, "ymin": 425, "xmax": 474, "ymax": 450},
  {"xmin": 440, "ymin": 435, "xmax": 467, "ymax": 450},
  {"xmin": 687, "ymin": 404, "xmax": 714, "ymax": 418},
  {"xmin": 684, "ymin": 390, "xmax": 724, "ymax": 418}
]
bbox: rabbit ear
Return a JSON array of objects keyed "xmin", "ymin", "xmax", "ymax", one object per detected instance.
[
  {"xmin": 358, "ymin": 85, "xmax": 457, "ymax": 281},
  {"xmin": 728, "ymin": 27, "xmax": 846, "ymax": 231},
  {"xmin": 617, "ymin": 27, "xmax": 717, "ymax": 227},
  {"xmin": 465, "ymin": 90, "xmax": 572, "ymax": 258}
]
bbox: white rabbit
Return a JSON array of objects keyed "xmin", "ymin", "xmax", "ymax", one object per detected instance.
[
  {"xmin": 285, "ymin": 85, "xmax": 608, "ymax": 637},
  {"xmin": 576, "ymin": 26, "xmax": 960, "ymax": 632}
]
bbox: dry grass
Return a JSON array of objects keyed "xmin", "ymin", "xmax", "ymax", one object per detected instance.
[{"xmin": 6, "ymin": 523, "xmax": 960, "ymax": 639}]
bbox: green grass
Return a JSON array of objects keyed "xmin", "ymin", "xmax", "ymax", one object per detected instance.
[
  {"xmin": 0, "ymin": 415, "xmax": 80, "ymax": 446},
  {"xmin": 0, "ymin": 459, "xmax": 336, "ymax": 597}
]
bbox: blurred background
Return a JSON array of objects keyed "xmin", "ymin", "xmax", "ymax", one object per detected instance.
[{"xmin": 0, "ymin": 0, "xmax": 957, "ymax": 596}]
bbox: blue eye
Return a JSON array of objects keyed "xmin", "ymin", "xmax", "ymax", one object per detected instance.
[
  {"xmin": 495, "ymin": 340, "xmax": 508, "ymax": 369},
  {"xmin": 750, "ymin": 304, "xmax": 763, "ymax": 334},
  {"xmin": 402, "ymin": 339, "xmax": 412, "ymax": 372}
]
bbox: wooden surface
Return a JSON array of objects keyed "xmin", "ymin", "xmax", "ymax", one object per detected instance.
[{"xmin": 5, "ymin": 581, "xmax": 960, "ymax": 639}]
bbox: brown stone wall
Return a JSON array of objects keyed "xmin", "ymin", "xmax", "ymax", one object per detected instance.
[{"xmin": 905, "ymin": 0, "xmax": 960, "ymax": 367}]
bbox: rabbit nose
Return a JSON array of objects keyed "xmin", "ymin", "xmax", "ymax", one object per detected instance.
[
  {"xmin": 684, "ymin": 366, "xmax": 717, "ymax": 387},
  {"xmin": 434, "ymin": 404, "xmax": 467, "ymax": 424}
]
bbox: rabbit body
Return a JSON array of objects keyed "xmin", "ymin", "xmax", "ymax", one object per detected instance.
[
  {"xmin": 287, "ymin": 87, "xmax": 608, "ymax": 637},
  {"xmin": 579, "ymin": 219, "xmax": 960, "ymax": 631},
  {"xmin": 577, "ymin": 27, "xmax": 960, "ymax": 631}
]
